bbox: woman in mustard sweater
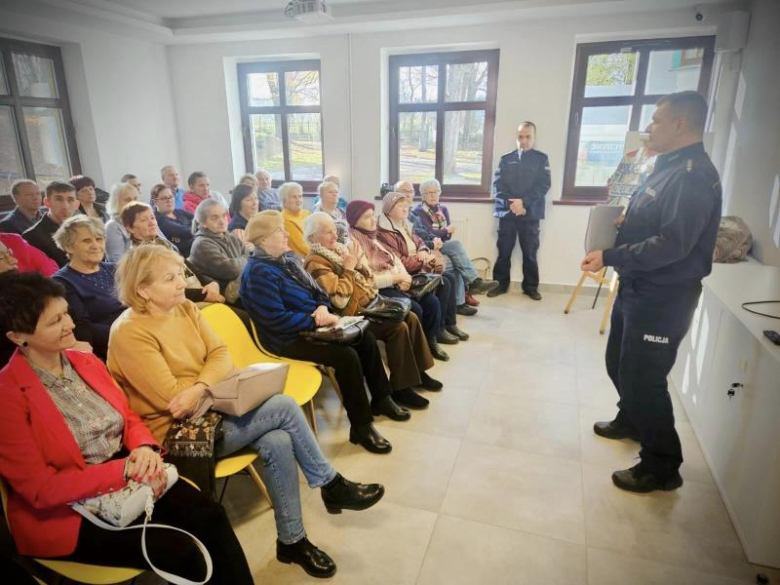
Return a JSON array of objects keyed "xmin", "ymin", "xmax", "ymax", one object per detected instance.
[{"xmin": 107, "ymin": 245, "xmax": 384, "ymax": 579}]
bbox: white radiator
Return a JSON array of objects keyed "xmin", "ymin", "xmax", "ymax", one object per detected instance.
[{"xmin": 450, "ymin": 217, "xmax": 468, "ymax": 248}]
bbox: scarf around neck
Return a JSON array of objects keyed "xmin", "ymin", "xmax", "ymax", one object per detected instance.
[{"xmin": 349, "ymin": 227, "xmax": 395, "ymax": 272}]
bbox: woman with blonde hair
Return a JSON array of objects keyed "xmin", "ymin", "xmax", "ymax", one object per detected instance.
[
  {"xmin": 103, "ymin": 182, "xmax": 138, "ymax": 262},
  {"xmin": 108, "ymin": 245, "xmax": 384, "ymax": 578}
]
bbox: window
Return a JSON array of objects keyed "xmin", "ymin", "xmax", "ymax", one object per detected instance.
[
  {"xmin": 562, "ymin": 36, "xmax": 715, "ymax": 203},
  {"xmin": 389, "ymin": 50, "xmax": 499, "ymax": 200},
  {"xmin": 238, "ymin": 60, "xmax": 324, "ymax": 191},
  {"xmin": 0, "ymin": 38, "xmax": 80, "ymax": 200}
]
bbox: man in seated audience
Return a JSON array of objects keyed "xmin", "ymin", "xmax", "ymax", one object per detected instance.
[
  {"xmin": 490, "ymin": 121, "xmax": 551, "ymax": 300},
  {"xmin": 0, "ymin": 179, "xmax": 44, "ymax": 235},
  {"xmin": 52, "ymin": 215, "xmax": 124, "ymax": 361},
  {"xmin": 23, "ymin": 181, "xmax": 80, "ymax": 267},
  {"xmin": 161, "ymin": 164, "xmax": 185, "ymax": 209},
  {"xmin": 109, "ymin": 246, "xmax": 383, "ymax": 578},
  {"xmin": 70, "ymin": 175, "xmax": 109, "ymax": 222},
  {"xmin": 0, "ymin": 271, "xmax": 254, "ymax": 584},
  {"xmin": 183, "ymin": 171, "xmax": 229, "ymax": 214},
  {"xmin": 255, "ymin": 169, "xmax": 282, "ymax": 211},
  {"xmin": 104, "ymin": 182, "xmax": 139, "ymax": 262},
  {"xmin": 280, "ymin": 182, "xmax": 312, "ymax": 257},
  {"xmin": 151, "ymin": 183, "xmax": 195, "ymax": 256},
  {"xmin": 121, "ymin": 173, "xmax": 142, "ymax": 194},
  {"xmin": 0, "ymin": 233, "xmax": 57, "ymax": 276}
]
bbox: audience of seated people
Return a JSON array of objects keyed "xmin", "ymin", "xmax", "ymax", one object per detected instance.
[
  {"xmin": 52, "ymin": 215, "xmax": 125, "ymax": 361},
  {"xmin": 227, "ymin": 183, "xmax": 259, "ymax": 232},
  {"xmin": 0, "ymin": 232, "xmax": 57, "ymax": 276},
  {"xmin": 23, "ymin": 181, "xmax": 81, "ymax": 267},
  {"xmin": 151, "ymin": 183, "xmax": 195, "ymax": 256},
  {"xmin": 0, "ymin": 271, "xmax": 255, "ymax": 584},
  {"xmin": 304, "ymin": 212, "xmax": 440, "ymax": 410},
  {"xmin": 104, "ymin": 182, "xmax": 139, "ymax": 262},
  {"xmin": 70, "ymin": 175, "xmax": 110, "ymax": 222},
  {"xmin": 280, "ymin": 181, "xmax": 312, "ymax": 257},
  {"xmin": 161, "ymin": 164, "xmax": 185, "ymax": 209},
  {"xmin": 255, "ymin": 169, "xmax": 282, "ymax": 211},
  {"xmin": 377, "ymin": 192, "xmax": 468, "ymax": 345},
  {"xmin": 188, "ymin": 199, "xmax": 249, "ymax": 305},
  {"xmin": 183, "ymin": 171, "xmax": 229, "ymax": 214},
  {"xmin": 121, "ymin": 173, "xmax": 142, "ymax": 194},
  {"xmin": 0, "ymin": 179, "xmax": 45, "ymax": 235},
  {"xmin": 108, "ymin": 245, "xmax": 383, "ymax": 577},
  {"xmin": 346, "ymin": 200, "xmax": 452, "ymax": 361},
  {"xmin": 240, "ymin": 210, "xmax": 400, "ymax": 453},
  {"xmin": 312, "ymin": 181, "xmax": 349, "ymax": 243}
]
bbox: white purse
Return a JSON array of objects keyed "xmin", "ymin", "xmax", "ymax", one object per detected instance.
[{"xmin": 71, "ymin": 463, "xmax": 213, "ymax": 585}]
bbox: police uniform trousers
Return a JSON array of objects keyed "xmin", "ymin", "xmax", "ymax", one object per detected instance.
[
  {"xmin": 493, "ymin": 215, "xmax": 540, "ymax": 292},
  {"xmin": 605, "ymin": 278, "xmax": 702, "ymax": 477}
]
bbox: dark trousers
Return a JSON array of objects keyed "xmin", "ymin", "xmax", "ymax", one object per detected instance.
[
  {"xmin": 59, "ymin": 480, "xmax": 253, "ymax": 585},
  {"xmin": 438, "ymin": 272, "xmax": 458, "ymax": 326},
  {"xmin": 278, "ymin": 330, "xmax": 390, "ymax": 426},
  {"xmin": 605, "ymin": 279, "xmax": 701, "ymax": 477},
  {"xmin": 380, "ymin": 287, "xmax": 442, "ymax": 343},
  {"xmin": 493, "ymin": 216, "xmax": 540, "ymax": 292},
  {"xmin": 368, "ymin": 312, "xmax": 433, "ymax": 391}
]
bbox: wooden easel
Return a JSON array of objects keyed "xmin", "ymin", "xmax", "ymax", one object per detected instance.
[{"xmin": 563, "ymin": 267, "xmax": 619, "ymax": 334}]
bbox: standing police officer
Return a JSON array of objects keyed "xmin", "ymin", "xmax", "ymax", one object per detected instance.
[
  {"xmin": 489, "ymin": 121, "xmax": 551, "ymax": 300},
  {"xmin": 581, "ymin": 91, "xmax": 722, "ymax": 493}
]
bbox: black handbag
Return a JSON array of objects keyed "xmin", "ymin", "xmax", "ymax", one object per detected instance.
[
  {"xmin": 407, "ymin": 273, "xmax": 443, "ymax": 300},
  {"xmin": 300, "ymin": 316, "xmax": 371, "ymax": 345},
  {"xmin": 359, "ymin": 295, "xmax": 412, "ymax": 323},
  {"xmin": 163, "ymin": 412, "xmax": 223, "ymax": 500}
]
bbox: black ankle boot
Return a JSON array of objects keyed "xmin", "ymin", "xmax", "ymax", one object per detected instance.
[
  {"xmin": 419, "ymin": 371, "xmax": 443, "ymax": 391},
  {"xmin": 321, "ymin": 473, "xmax": 385, "ymax": 514},
  {"xmin": 277, "ymin": 537, "xmax": 336, "ymax": 578},
  {"xmin": 429, "ymin": 341, "xmax": 450, "ymax": 361},
  {"xmin": 371, "ymin": 394, "xmax": 411, "ymax": 421},
  {"xmin": 394, "ymin": 387, "xmax": 429, "ymax": 410},
  {"xmin": 349, "ymin": 423, "xmax": 392, "ymax": 454}
]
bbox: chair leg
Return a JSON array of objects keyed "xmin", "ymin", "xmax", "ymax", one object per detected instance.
[
  {"xmin": 246, "ymin": 463, "xmax": 273, "ymax": 508},
  {"xmin": 218, "ymin": 476, "xmax": 230, "ymax": 504},
  {"xmin": 325, "ymin": 367, "xmax": 342, "ymax": 402},
  {"xmin": 305, "ymin": 400, "xmax": 318, "ymax": 435},
  {"xmin": 564, "ymin": 271, "xmax": 589, "ymax": 314}
]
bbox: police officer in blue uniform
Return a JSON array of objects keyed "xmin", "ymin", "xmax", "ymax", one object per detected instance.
[
  {"xmin": 581, "ymin": 91, "xmax": 722, "ymax": 493},
  {"xmin": 489, "ymin": 122, "xmax": 551, "ymax": 300}
]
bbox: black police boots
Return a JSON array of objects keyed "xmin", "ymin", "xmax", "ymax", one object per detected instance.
[{"xmin": 612, "ymin": 463, "xmax": 683, "ymax": 493}]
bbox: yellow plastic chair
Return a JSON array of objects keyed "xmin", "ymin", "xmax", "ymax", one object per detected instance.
[
  {"xmin": 200, "ymin": 303, "xmax": 322, "ymax": 433},
  {"xmin": 0, "ymin": 477, "xmax": 144, "ymax": 584},
  {"xmin": 214, "ymin": 447, "xmax": 272, "ymax": 506}
]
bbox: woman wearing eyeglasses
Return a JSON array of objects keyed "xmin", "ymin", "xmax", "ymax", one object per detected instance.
[{"xmin": 151, "ymin": 184, "xmax": 196, "ymax": 257}]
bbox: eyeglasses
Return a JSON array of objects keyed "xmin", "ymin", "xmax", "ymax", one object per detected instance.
[{"xmin": 156, "ymin": 196, "xmax": 174, "ymax": 202}]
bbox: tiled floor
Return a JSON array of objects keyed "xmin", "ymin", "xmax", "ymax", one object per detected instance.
[{"xmin": 172, "ymin": 292, "xmax": 778, "ymax": 583}]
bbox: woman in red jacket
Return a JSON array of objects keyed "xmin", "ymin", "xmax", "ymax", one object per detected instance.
[
  {"xmin": 0, "ymin": 232, "xmax": 57, "ymax": 276},
  {"xmin": 0, "ymin": 271, "xmax": 252, "ymax": 584}
]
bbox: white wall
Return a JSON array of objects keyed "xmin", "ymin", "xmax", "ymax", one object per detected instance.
[
  {"xmin": 0, "ymin": 8, "xmax": 180, "ymax": 199},
  {"xmin": 167, "ymin": 7, "xmax": 733, "ymax": 287},
  {"xmin": 721, "ymin": 0, "xmax": 780, "ymax": 267}
]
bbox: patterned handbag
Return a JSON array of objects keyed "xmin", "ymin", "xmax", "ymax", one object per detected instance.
[{"xmin": 163, "ymin": 412, "xmax": 223, "ymax": 500}]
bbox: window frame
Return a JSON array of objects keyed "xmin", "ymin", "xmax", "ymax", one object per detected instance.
[
  {"xmin": 561, "ymin": 36, "xmax": 715, "ymax": 204},
  {"xmin": 388, "ymin": 49, "xmax": 500, "ymax": 201},
  {"xmin": 0, "ymin": 37, "xmax": 81, "ymax": 204},
  {"xmin": 237, "ymin": 59, "xmax": 324, "ymax": 194}
]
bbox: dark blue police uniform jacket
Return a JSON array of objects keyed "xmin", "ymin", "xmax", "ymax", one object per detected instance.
[
  {"xmin": 603, "ymin": 142, "xmax": 722, "ymax": 286},
  {"xmin": 492, "ymin": 149, "xmax": 551, "ymax": 221}
]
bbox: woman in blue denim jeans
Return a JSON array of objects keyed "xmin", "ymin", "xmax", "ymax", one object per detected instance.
[{"xmin": 108, "ymin": 245, "xmax": 384, "ymax": 579}]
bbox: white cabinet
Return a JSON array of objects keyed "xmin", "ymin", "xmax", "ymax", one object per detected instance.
[{"xmin": 670, "ymin": 269, "xmax": 780, "ymax": 568}]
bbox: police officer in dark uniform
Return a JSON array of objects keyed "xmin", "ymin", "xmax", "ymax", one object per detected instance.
[
  {"xmin": 489, "ymin": 121, "xmax": 551, "ymax": 300},
  {"xmin": 581, "ymin": 91, "xmax": 722, "ymax": 493}
]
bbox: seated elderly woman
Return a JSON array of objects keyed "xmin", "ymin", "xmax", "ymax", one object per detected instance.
[
  {"xmin": 304, "ymin": 212, "xmax": 441, "ymax": 410},
  {"xmin": 70, "ymin": 175, "xmax": 109, "ymax": 223},
  {"xmin": 52, "ymin": 215, "xmax": 124, "ymax": 361},
  {"xmin": 189, "ymin": 200, "xmax": 250, "ymax": 305},
  {"xmin": 0, "ymin": 271, "xmax": 254, "ymax": 584},
  {"xmin": 151, "ymin": 183, "xmax": 195, "ymax": 257},
  {"xmin": 183, "ymin": 171, "xmax": 229, "ymax": 215},
  {"xmin": 346, "ymin": 201, "xmax": 451, "ymax": 362},
  {"xmin": 227, "ymin": 183, "xmax": 259, "ymax": 232},
  {"xmin": 406, "ymin": 179, "xmax": 498, "ymax": 310},
  {"xmin": 104, "ymin": 182, "xmax": 138, "ymax": 262},
  {"xmin": 0, "ymin": 232, "xmax": 57, "ymax": 276},
  {"xmin": 240, "ymin": 211, "xmax": 402, "ymax": 451},
  {"xmin": 280, "ymin": 182, "xmax": 312, "ymax": 257},
  {"xmin": 376, "ymin": 192, "xmax": 468, "ymax": 345},
  {"xmin": 312, "ymin": 181, "xmax": 349, "ymax": 244},
  {"xmin": 313, "ymin": 175, "xmax": 348, "ymax": 211},
  {"xmin": 108, "ymin": 246, "xmax": 381, "ymax": 578},
  {"xmin": 255, "ymin": 169, "xmax": 282, "ymax": 211},
  {"xmin": 121, "ymin": 201, "xmax": 223, "ymax": 305}
]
